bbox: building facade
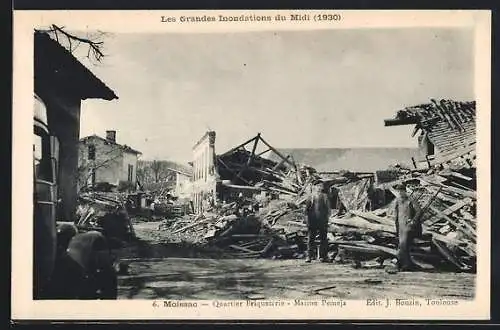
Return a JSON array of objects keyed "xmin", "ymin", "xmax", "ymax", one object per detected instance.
[
  {"xmin": 78, "ymin": 130, "xmax": 141, "ymax": 190},
  {"xmin": 174, "ymin": 171, "xmax": 193, "ymax": 199},
  {"xmin": 191, "ymin": 131, "xmax": 217, "ymax": 213},
  {"xmin": 34, "ymin": 31, "xmax": 118, "ymax": 222}
]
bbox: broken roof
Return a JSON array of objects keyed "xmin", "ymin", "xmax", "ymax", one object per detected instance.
[
  {"xmin": 34, "ymin": 31, "xmax": 118, "ymax": 101},
  {"xmin": 80, "ymin": 135, "xmax": 142, "ymax": 155},
  {"xmin": 384, "ymin": 99, "xmax": 476, "ymax": 161}
]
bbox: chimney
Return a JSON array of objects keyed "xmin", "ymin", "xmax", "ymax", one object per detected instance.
[{"xmin": 106, "ymin": 130, "xmax": 116, "ymax": 143}]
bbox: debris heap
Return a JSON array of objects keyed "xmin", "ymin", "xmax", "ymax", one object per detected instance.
[
  {"xmin": 76, "ymin": 192, "xmax": 136, "ymax": 245},
  {"xmin": 329, "ymin": 168, "xmax": 476, "ymax": 272},
  {"xmin": 122, "ymin": 99, "xmax": 479, "ymax": 272}
]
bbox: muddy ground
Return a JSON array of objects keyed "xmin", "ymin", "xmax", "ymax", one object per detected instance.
[{"xmin": 114, "ymin": 220, "xmax": 475, "ymax": 300}]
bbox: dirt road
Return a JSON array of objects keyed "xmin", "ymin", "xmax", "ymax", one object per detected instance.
[{"xmin": 116, "ymin": 221, "xmax": 475, "ymax": 300}]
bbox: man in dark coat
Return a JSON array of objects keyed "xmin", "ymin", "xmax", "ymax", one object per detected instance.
[
  {"xmin": 305, "ymin": 180, "xmax": 331, "ymax": 263},
  {"xmin": 393, "ymin": 183, "xmax": 422, "ymax": 271}
]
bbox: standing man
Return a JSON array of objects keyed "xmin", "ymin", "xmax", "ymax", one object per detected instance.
[
  {"xmin": 392, "ymin": 183, "xmax": 422, "ymax": 271},
  {"xmin": 149, "ymin": 199, "xmax": 156, "ymax": 220},
  {"xmin": 305, "ymin": 180, "xmax": 331, "ymax": 263}
]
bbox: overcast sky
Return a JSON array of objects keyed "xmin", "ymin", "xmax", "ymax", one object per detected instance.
[{"xmin": 77, "ymin": 28, "xmax": 474, "ymax": 164}]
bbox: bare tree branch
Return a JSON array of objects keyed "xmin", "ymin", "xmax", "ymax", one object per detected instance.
[{"xmin": 36, "ymin": 24, "xmax": 107, "ymax": 64}]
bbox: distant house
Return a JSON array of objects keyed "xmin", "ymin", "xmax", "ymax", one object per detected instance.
[
  {"xmin": 78, "ymin": 130, "xmax": 142, "ymax": 190},
  {"xmin": 167, "ymin": 168, "xmax": 193, "ymax": 199},
  {"xmin": 384, "ymin": 99, "xmax": 476, "ymax": 169}
]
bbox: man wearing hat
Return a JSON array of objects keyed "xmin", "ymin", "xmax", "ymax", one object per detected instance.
[
  {"xmin": 393, "ymin": 182, "xmax": 422, "ymax": 271},
  {"xmin": 304, "ymin": 179, "xmax": 331, "ymax": 263}
]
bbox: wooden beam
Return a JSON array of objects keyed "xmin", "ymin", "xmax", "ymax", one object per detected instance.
[
  {"xmin": 256, "ymin": 148, "xmax": 271, "ymax": 157},
  {"xmin": 236, "ymin": 133, "xmax": 261, "ymax": 179},
  {"xmin": 419, "ymin": 177, "xmax": 476, "ymax": 199},
  {"xmin": 222, "ymin": 183, "xmax": 262, "ymax": 191},
  {"xmin": 220, "ymin": 134, "xmax": 260, "ymax": 157},
  {"xmin": 384, "ymin": 118, "xmax": 418, "ymax": 127},
  {"xmin": 425, "ymin": 155, "xmax": 432, "ymax": 169},
  {"xmin": 411, "ymin": 125, "xmax": 420, "ymax": 137},
  {"xmin": 259, "ymin": 136, "xmax": 297, "ymax": 169},
  {"xmin": 217, "ymin": 158, "xmax": 252, "ymax": 185},
  {"xmin": 442, "ymin": 199, "xmax": 470, "ymax": 216},
  {"xmin": 247, "ymin": 133, "xmax": 260, "ymax": 166},
  {"xmin": 411, "ymin": 157, "xmax": 417, "ymax": 169},
  {"xmin": 272, "ymin": 154, "xmax": 291, "ymax": 171}
]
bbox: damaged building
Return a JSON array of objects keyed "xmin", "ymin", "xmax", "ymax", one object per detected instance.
[
  {"xmin": 34, "ymin": 30, "xmax": 118, "ymax": 222},
  {"xmin": 384, "ymin": 99, "xmax": 476, "ymax": 170},
  {"xmin": 191, "ymin": 132, "xmax": 300, "ymax": 214},
  {"xmin": 173, "ymin": 99, "xmax": 477, "ymax": 272},
  {"xmin": 78, "ymin": 130, "xmax": 142, "ymax": 191}
]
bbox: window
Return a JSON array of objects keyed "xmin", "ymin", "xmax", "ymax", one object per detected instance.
[
  {"xmin": 88, "ymin": 145, "xmax": 96, "ymax": 160},
  {"xmin": 128, "ymin": 164, "xmax": 134, "ymax": 182},
  {"xmin": 34, "ymin": 134, "xmax": 42, "ymax": 166},
  {"xmin": 33, "ymin": 127, "xmax": 52, "ymax": 182}
]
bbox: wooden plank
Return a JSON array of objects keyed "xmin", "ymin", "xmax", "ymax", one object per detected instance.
[
  {"xmin": 450, "ymin": 171, "xmax": 473, "ymax": 181},
  {"xmin": 222, "ymin": 183, "xmax": 262, "ymax": 191},
  {"xmin": 331, "ymin": 216, "xmax": 396, "ymax": 234},
  {"xmin": 449, "ymin": 181, "xmax": 474, "ymax": 192},
  {"xmin": 269, "ymin": 187, "xmax": 298, "ymax": 196},
  {"xmin": 349, "ymin": 210, "xmax": 395, "ymax": 226},
  {"xmin": 420, "ymin": 180, "xmax": 476, "ymax": 199},
  {"xmin": 228, "ymin": 244, "xmax": 260, "ymax": 254},
  {"xmin": 338, "ymin": 243, "xmax": 396, "ymax": 256},
  {"xmin": 230, "ymin": 234, "xmax": 267, "ymax": 238},
  {"xmin": 256, "ymin": 148, "xmax": 271, "ymax": 157},
  {"xmin": 431, "ymin": 237, "xmax": 469, "ymax": 271},
  {"xmin": 428, "ymin": 206, "xmax": 476, "ymax": 242},
  {"xmin": 260, "ymin": 239, "xmax": 275, "ymax": 255}
]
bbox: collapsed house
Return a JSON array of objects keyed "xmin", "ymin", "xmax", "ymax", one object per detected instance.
[
  {"xmin": 191, "ymin": 132, "xmax": 302, "ymax": 214},
  {"xmin": 384, "ymin": 99, "xmax": 476, "ymax": 170},
  {"xmin": 161, "ymin": 99, "xmax": 477, "ymax": 273}
]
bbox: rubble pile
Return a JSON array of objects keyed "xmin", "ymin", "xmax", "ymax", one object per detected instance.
[
  {"xmin": 217, "ymin": 144, "xmax": 303, "ymax": 197},
  {"xmin": 151, "ymin": 164, "xmax": 477, "ymax": 272},
  {"xmin": 111, "ymin": 107, "xmax": 478, "ymax": 273},
  {"xmin": 76, "ymin": 192, "xmax": 136, "ymax": 244},
  {"xmin": 155, "ymin": 205, "xmax": 285, "ymax": 258},
  {"xmin": 325, "ymin": 167, "xmax": 476, "ymax": 272}
]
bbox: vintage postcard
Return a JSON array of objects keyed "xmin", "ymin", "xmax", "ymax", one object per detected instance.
[{"xmin": 12, "ymin": 10, "xmax": 491, "ymax": 320}]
